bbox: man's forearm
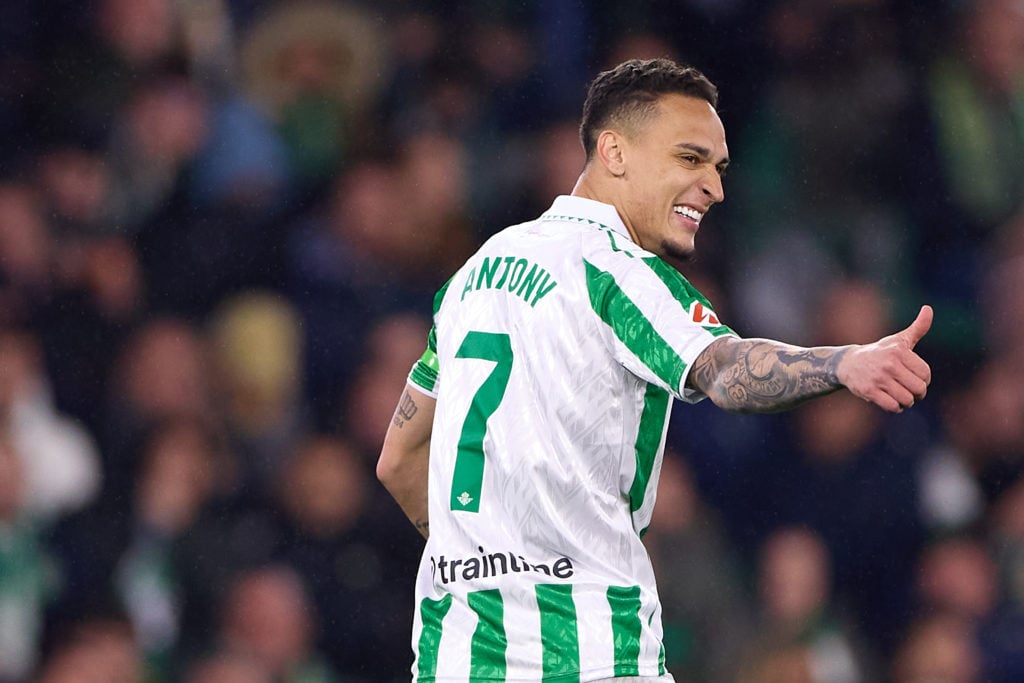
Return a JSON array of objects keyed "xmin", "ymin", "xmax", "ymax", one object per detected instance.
[
  {"xmin": 378, "ymin": 386, "xmax": 435, "ymax": 539},
  {"xmin": 690, "ymin": 337, "xmax": 852, "ymax": 413}
]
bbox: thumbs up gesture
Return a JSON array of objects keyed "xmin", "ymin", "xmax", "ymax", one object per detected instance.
[{"xmin": 837, "ymin": 305, "xmax": 934, "ymax": 412}]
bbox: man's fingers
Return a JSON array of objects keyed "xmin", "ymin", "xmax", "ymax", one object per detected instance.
[
  {"xmin": 855, "ymin": 362, "xmax": 926, "ymax": 412},
  {"xmin": 900, "ymin": 305, "xmax": 934, "ymax": 349},
  {"xmin": 905, "ymin": 352, "xmax": 932, "ymax": 386},
  {"xmin": 881, "ymin": 381, "xmax": 917, "ymax": 411},
  {"xmin": 893, "ymin": 364, "xmax": 929, "ymax": 401},
  {"xmin": 866, "ymin": 387, "xmax": 902, "ymax": 413}
]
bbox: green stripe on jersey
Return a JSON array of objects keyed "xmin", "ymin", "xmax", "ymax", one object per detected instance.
[
  {"xmin": 433, "ymin": 276, "xmax": 454, "ymax": 316},
  {"xmin": 629, "ymin": 385, "xmax": 670, "ymax": 516},
  {"xmin": 416, "ymin": 594, "xmax": 452, "ymax": 680},
  {"xmin": 641, "ymin": 256, "xmax": 734, "ymax": 337},
  {"xmin": 584, "ymin": 260, "xmax": 688, "ymax": 392},
  {"xmin": 536, "ymin": 584, "xmax": 580, "ymax": 680},
  {"xmin": 607, "ymin": 585, "xmax": 643, "ymax": 677},
  {"xmin": 469, "ymin": 589, "xmax": 507, "ymax": 678}
]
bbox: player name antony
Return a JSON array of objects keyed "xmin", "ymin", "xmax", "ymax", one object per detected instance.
[{"xmin": 460, "ymin": 255, "xmax": 558, "ymax": 308}]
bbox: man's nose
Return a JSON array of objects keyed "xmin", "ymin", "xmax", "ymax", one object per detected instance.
[{"xmin": 702, "ymin": 168, "xmax": 724, "ymax": 204}]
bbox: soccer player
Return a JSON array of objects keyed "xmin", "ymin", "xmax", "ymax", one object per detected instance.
[{"xmin": 377, "ymin": 58, "xmax": 932, "ymax": 682}]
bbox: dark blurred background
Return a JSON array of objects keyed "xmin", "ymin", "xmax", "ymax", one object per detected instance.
[{"xmin": 0, "ymin": 0, "xmax": 1022, "ymax": 681}]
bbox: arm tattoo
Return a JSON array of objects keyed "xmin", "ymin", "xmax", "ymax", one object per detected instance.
[
  {"xmin": 691, "ymin": 338, "xmax": 849, "ymax": 413},
  {"xmin": 414, "ymin": 519, "xmax": 429, "ymax": 538},
  {"xmin": 392, "ymin": 389, "xmax": 419, "ymax": 428}
]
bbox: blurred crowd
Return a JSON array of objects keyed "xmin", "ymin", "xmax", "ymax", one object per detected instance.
[{"xmin": 0, "ymin": 0, "xmax": 1021, "ymax": 681}]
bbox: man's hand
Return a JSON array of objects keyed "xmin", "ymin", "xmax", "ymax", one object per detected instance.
[{"xmin": 837, "ymin": 305, "xmax": 933, "ymax": 413}]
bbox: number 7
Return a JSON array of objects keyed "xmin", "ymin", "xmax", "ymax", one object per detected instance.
[{"xmin": 450, "ymin": 331, "xmax": 513, "ymax": 512}]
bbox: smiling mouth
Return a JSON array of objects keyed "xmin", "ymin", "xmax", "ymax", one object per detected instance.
[{"xmin": 673, "ymin": 205, "xmax": 704, "ymax": 223}]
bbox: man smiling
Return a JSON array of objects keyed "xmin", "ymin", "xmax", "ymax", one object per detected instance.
[{"xmin": 378, "ymin": 58, "xmax": 932, "ymax": 682}]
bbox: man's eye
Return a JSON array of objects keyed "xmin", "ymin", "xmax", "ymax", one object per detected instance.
[{"xmin": 681, "ymin": 155, "xmax": 699, "ymax": 164}]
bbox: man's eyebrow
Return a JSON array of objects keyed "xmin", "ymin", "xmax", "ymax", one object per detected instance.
[{"xmin": 675, "ymin": 142, "xmax": 711, "ymax": 158}]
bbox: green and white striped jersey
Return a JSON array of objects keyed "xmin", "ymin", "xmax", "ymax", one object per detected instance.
[{"xmin": 407, "ymin": 195, "xmax": 734, "ymax": 682}]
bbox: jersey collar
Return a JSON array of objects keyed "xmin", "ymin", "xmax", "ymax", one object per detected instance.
[{"xmin": 543, "ymin": 195, "xmax": 634, "ymax": 241}]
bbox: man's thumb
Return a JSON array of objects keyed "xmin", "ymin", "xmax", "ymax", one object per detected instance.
[{"xmin": 902, "ymin": 305, "xmax": 934, "ymax": 348}]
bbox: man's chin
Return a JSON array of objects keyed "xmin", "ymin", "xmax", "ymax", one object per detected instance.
[{"xmin": 660, "ymin": 239, "xmax": 696, "ymax": 263}]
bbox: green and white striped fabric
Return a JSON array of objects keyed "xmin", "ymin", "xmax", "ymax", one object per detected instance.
[{"xmin": 407, "ymin": 195, "xmax": 734, "ymax": 681}]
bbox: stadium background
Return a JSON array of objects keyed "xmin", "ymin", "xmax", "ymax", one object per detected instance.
[{"xmin": 0, "ymin": 0, "xmax": 1022, "ymax": 681}]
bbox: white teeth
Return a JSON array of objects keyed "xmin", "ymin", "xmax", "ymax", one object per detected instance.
[{"xmin": 674, "ymin": 205, "xmax": 703, "ymax": 221}]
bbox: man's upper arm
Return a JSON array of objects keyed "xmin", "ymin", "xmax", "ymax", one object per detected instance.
[
  {"xmin": 685, "ymin": 335, "xmax": 731, "ymax": 396},
  {"xmin": 380, "ymin": 384, "xmax": 436, "ymax": 468}
]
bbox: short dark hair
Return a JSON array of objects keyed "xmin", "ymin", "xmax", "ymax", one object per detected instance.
[{"xmin": 579, "ymin": 58, "xmax": 718, "ymax": 161}]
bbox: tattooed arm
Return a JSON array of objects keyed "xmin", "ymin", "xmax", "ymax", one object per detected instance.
[
  {"xmin": 378, "ymin": 384, "xmax": 436, "ymax": 539},
  {"xmin": 688, "ymin": 306, "xmax": 934, "ymax": 414}
]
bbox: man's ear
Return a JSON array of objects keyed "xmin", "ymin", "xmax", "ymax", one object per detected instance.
[{"xmin": 596, "ymin": 130, "xmax": 626, "ymax": 177}]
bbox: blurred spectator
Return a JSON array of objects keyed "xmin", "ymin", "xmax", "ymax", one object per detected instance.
[
  {"xmin": 177, "ymin": 0, "xmax": 237, "ymax": 89},
  {"xmin": 26, "ymin": 142, "xmax": 147, "ymax": 431},
  {"xmin": 981, "ymin": 237, "xmax": 1024, "ymax": 367},
  {"xmin": 937, "ymin": 358, "xmax": 1024, "ymax": 504},
  {"xmin": 32, "ymin": 142, "xmax": 113, "ymax": 237},
  {"xmin": 286, "ymin": 152, "xmax": 460, "ymax": 424},
  {"xmin": 46, "ymin": 417, "xmax": 222, "ymax": 682},
  {"xmin": 0, "ymin": 325, "xmax": 101, "ymax": 521},
  {"xmin": 916, "ymin": 536, "xmax": 1000, "ymax": 622},
  {"xmin": 727, "ymin": 0, "xmax": 917, "ymax": 342},
  {"xmin": 738, "ymin": 526, "xmax": 874, "ymax": 683},
  {"xmin": 486, "ymin": 117, "xmax": 589, "ymax": 231},
  {"xmin": 397, "ymin": 129, "xmax": 476, "ymax": 274},
  {"xmin": 737, "ymin": 643, "xmax": 814, "ymax": 683},
  {"xmin": 123, "ymin": 83, "xmax": 287, "ymax": 319},
  {"xmin": 187, "ymin": 94, "xmax": 291, "ymax": 212},
  {"xmin": 115, "ymin": 418, "xmax": 221, "ymax": 680},
  {"xmin": 105, "ymin": 75, "xmax": 210, "ymax": 233},
  {"xmin": 0, "ymin": 183, "xmax": 54, "ymax": 324},
  {"xmin": 274, "ymin": 435, "xmax": 418, "ymax": 679},
  {"xmin": 0, "ymin": 438, "xmax": 55, "ymax": 682},
  {"xmin": 891, "ymin": 611, "xmax": 982, "ymax": 683},
  {"xmin": 36, "ymin": 233, "xmax": 146, "ymax": 435},
  {"xmin": 208, "ymin": 291, "xmax": 309, "ymax": 498},
  {"xmin": 984, "ymin": 478, "xmax": 1024, "ymax": 679},
  {"xmin": 181, "ymin": 650, "xmax": 273, "ymax": 683},
  {"xmin": 103, "ymin": 317, "xmax": 216, "ymax": 497},
  {"xmin": 901, "ymin": 0, "xmax": 1024, "ymax": 358},
  {"xmin": 910, "ymin": 517, "xmax": 1024, "ymax": 681},
  {"xmin": 916, "ymin": 435, "xmax": 986, "ymax": 537},
  {"xmin": 40, "ymin": 0, "xmax": 187, "ymax": 146},
  {"xmin": 110, "ymin": 317, "xmax": 212, "ymax": 426},
  {"xmin": 34, "ymin": 611, "xmax": 143, "ymax": 683},
  {"xmin": 216, "ymin": 564, "xmax": 338, "ymax": 683},
  {"xmin": 643, "ymin": 450, "xmax": 752, "ymax": 683},
  {"xmin": 239, "ymin": 1, "xmax": 387, "ymax": 192}
]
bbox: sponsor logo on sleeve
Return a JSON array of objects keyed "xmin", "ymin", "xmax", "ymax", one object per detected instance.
[{"xmin": 689, "ymin": 302, "xmax": 720, "ymax": 326}]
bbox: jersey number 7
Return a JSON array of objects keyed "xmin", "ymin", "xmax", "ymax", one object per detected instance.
[{"xmin": 450, "ymin": 331, "xmax": 514, "ymax": 513}]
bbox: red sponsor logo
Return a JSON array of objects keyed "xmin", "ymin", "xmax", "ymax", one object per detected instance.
[{"xmin": 691, "ymin": 302, "xmax": 720, "ymax": 325}]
